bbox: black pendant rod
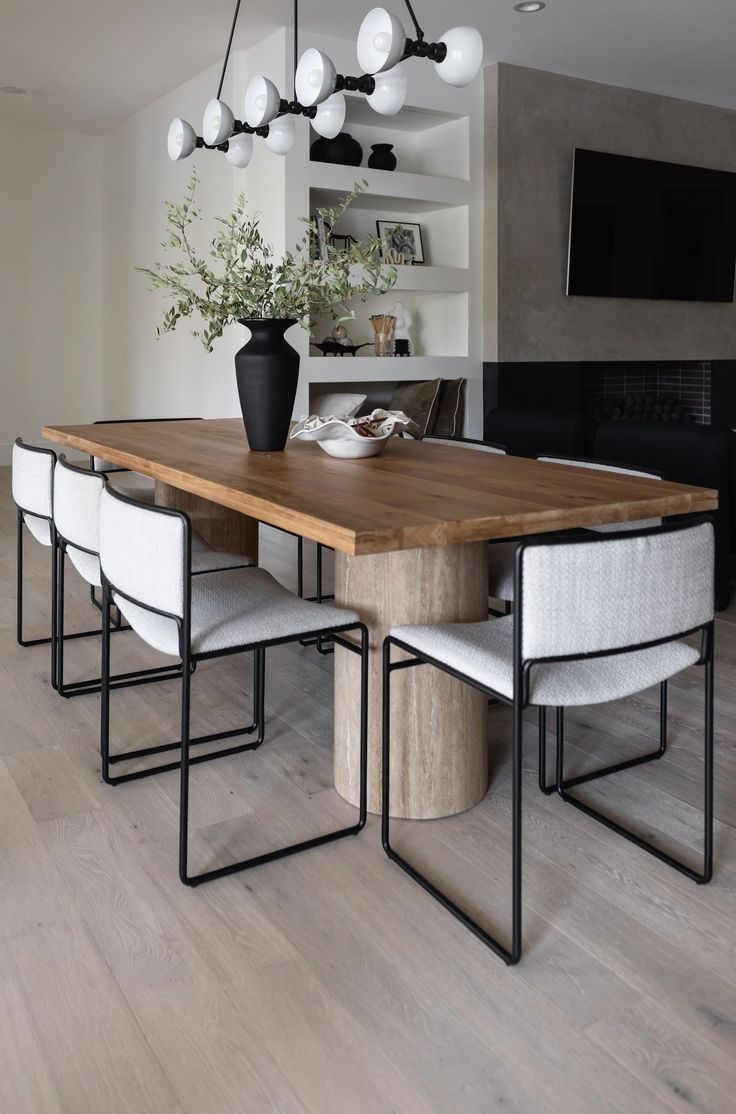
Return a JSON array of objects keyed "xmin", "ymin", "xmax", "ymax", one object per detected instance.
[
  {"xmin": 216, "ymin": 0, "xmax": 244, "ymax": 99},
  {"xmin": 403, "ymin": 0, "xmax": 425, "ymax": 41},
  {"xmin": 294, "ymin": 0, "xmax": 299, "ymax": 100}
]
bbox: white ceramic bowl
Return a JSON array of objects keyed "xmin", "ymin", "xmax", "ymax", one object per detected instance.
[{"xmin": 291, "ymin": 417, "xmax": 393, "ymax": 458}]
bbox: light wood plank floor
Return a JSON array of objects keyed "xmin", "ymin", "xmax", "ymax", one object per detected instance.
[{"xmin": 1, "ymin": 466, "xmax": 735, "ymax": 1114}]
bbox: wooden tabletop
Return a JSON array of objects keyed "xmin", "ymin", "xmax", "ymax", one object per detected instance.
[{"xmin": 43, "ymin": 419, "xmax": 718, "ymax": 556}]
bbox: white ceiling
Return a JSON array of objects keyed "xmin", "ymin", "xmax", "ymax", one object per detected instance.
[{"xmin": 3, "ymin": 0, "xmax": 736, "ymax": 134}]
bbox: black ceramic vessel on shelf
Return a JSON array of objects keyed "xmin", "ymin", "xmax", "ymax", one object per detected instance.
[
  {"xmin": 368, "ymin": 143, "xmax": 397, "ymax": 171},
  {"xmin": 310, "ymin": 132, "xmax": 363, "ymax": 166},
  {"xmin": 235, "ymin": 319, "xmax": 299, "ymax": 452}
]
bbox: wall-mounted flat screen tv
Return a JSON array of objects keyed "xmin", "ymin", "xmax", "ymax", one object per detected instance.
[{"xmin": 567, "ymin": 148, "xmax": 736, "ymax": 302}]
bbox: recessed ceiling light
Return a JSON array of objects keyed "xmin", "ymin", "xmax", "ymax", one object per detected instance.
[
  {"xmin": 1, "ymin": 85, "xmax": 27, "ymax": 94},
  {"xmin": 514, "ymin": 2, "xmax": 546, "ymax": 11}
]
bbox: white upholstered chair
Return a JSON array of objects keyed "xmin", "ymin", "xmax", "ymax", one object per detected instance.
[
  {"xmin": 486, "ymin": 454, "xmax": 666, "ymax": 792},
  {"xmin": 13, "ymin": 439, "xmax": 56, "ymax": 655},
  {"xmin": 53, "ymin": 455, "xmax": 252, "ymax": 698},
  {"xmin": 12, "ymin": 439, "xmax": 100, "ymax": 689},
  {"xmin": 98, "ymin": 485, "xmax": 368, "ymax": 886},
  {"xmin": 382, "ymin": 517, "xmax": 715, "ymax": 965},
  {"xmin": 488, "ymin": 455, "xmax": 664, "ymax": 603}
]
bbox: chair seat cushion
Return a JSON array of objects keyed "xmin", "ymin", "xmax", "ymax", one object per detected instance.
[
  {"xmin": 24, "ymin": 514, "xmax": 52, "ymax": 547},
  {"xmin": 391, "ymin": 616, "xmax": 700, "ymax": 707},
  {"xmin": 190, "ymin": 532, "xmax": 254, "ymax": 573},
  {"xmin": 116, "ymin": 566, "xmax": 359, "ymax": 657}
]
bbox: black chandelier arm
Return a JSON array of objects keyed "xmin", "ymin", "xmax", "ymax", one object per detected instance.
[
  {"xmin": 216, "ymin": 0, "xmax": 244, "ymax": 100},
  {"xmin": 293, "ymin": 0, "xmax": 299, "ymax": 101},
  {"xmin": 402, "ymin": 36, "xmax": 447, "ymax": 63},
  {"xmin": 283, "ymin": 100, "xmax": 315, "ymax": 118},
  {"xmin": 335, "ymin": 73, "xmax": 376, "ymax": 96},
  {"xmin": 403, "ymin": 0, "xmax": 425, "ymax": 41}
]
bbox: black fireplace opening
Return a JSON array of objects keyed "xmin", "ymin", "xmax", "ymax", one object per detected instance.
[
  {"xmin": 483, "ymin": 358, "xmax": 736, "ymax": 435},
  {"xmin": 583, "ymin": 362, "xmax": 711, "ymax": 426}
]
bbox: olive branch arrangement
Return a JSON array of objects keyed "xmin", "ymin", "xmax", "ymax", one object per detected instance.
[{"xmin": 137, "ymin": 170, "xmax": 397, "ymax": 352}]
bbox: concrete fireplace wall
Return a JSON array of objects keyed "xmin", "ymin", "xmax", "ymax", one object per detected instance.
[{"xmin": 484, "ymin": 64, "xmax": 736, "ymax": 362}]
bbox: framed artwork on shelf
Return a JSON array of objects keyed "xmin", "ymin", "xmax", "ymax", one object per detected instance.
[{"xmin": 376, "ymin": 220, "xmax": 425, "ymax": 264}]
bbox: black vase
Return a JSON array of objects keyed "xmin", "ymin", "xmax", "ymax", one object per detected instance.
[
  {"xmin": 235, "ymin": 319, "xmax": 299, "ymax": 452},
  {"xmin": 310, "ymin": 132, "xmax": 363, "ymax": 166},
  {"xmin": 368, "ymin": 143, "xmax": 397, "ymax": 171}
]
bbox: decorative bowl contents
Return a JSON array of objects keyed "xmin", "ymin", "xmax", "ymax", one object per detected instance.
[{"xmin": 290, "ymin": 408, "xmax": 410, "ymax": 458}]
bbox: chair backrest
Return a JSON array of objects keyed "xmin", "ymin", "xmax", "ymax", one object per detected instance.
[
  {"xmin": 53, "ymin": 458, "xmax": 105, "ymax": 554},
  {"xmin": 424, "ymin": 436, "xmax": 507, "ymax": 456},
  {"xmin": 517, "ymin": 519, "xmax": 715, "ymax": 662},
  {"xmin": 12, "ymin": 439, "xmax": 55, "ymax": 519},
  {"xmin": 91, "ymin": 417, "xmax": 203, "ymax": 473},
  {"xmin": 99, "ymin": 487, "xmax": 188, "ymax": 619},
  {"xmin": 536, "ymin": 454, "xmax": 662, "ymax": 531}
]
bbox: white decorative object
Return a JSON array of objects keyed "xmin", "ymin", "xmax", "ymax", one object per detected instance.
[
  {"xmin": 391, "ymin": 301, "xmax": 414, "ymax": 355},
  {"xmin": 290, "ymin": 408, "xmax": 410, "ymax": 458},
  {"xmin": 312, "ymin": 392, "xmax": 368, "ymax": 418}
]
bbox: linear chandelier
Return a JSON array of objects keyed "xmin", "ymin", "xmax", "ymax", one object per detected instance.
[{"xmin": 167, "ymin": 1, "xmax": 483, "ymax": 167}]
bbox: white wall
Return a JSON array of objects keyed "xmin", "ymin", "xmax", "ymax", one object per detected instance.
[
  {"xmin": 102, "ymin": 62, "xmax": 240, "ymax": 421},
  {"xmin": 0, "ymin": 126, "xmax": 104, "ymax": 462},
  {"xmin": 102, "ymin": 31, "xmax": 292, "ymax": 423}
]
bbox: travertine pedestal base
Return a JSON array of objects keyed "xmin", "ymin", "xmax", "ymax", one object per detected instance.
[
  {"xmin": 154, "ymin": 483, "xmax": 259, "ymax": 562},
  {"xmin": 334, "ymin": 542, "xmax": 489, "ymax": 819}
]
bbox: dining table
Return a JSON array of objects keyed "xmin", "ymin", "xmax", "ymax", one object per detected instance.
[{"xmin": 43, "ymin": 418, "xmax": 718, "ymax": 820}]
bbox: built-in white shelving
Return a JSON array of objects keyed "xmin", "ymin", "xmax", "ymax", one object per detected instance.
[
  {"xmin": 309, "ymin": 164, "xmax": 470, "ymax": 211},
  {"xmin": 271, "ymin": 30, "xmax": 484, "ymax": 433}
]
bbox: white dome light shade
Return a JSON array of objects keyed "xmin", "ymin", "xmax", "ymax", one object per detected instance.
[
  {"xmin": 225, "ymin": 131, "xmax": 253, "ymax": 168},
  {"xmin": 244, "ymin": 74, "xmax": 282, "ymax": 127},
  {"xmin": 265, "ymin": 113, "xmax": 295, "ymax": 155},
  {"xmin": 312, "ymin": 92, "xmax": 346, "ymax": 139},
  {"xmin": 167, "ymin": 117, "xmax": 197, "ymax": 161},
  {"xmin": 357, "ymin": 8, "xmax": 407, "ymax": 75},
  {"xmin": 434, "ymin": 26, "xmax": 483, "ymax": 87},
  {"xmin": 202, "ymin": 98, "xmax": 234, "ymax": 145},
  {"xmin": 366, "ymin": 62, "xmax": 407, "ymax": 115},
  {"xmin": 295, "ymin": 48, "xmax": 337, "ymax": 107}
]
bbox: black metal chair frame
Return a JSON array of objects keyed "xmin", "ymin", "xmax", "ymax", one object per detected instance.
[
  {"xmin": 382, "ymin": 516, "xmax": 715, "ymax": 966},
  {"xmin": 99, "ymin": 487, "xmax": 369, "ymax": 887},
  {"xmin": 14, "ymin": 440, "xmax": 102, "ymax": 691}
]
